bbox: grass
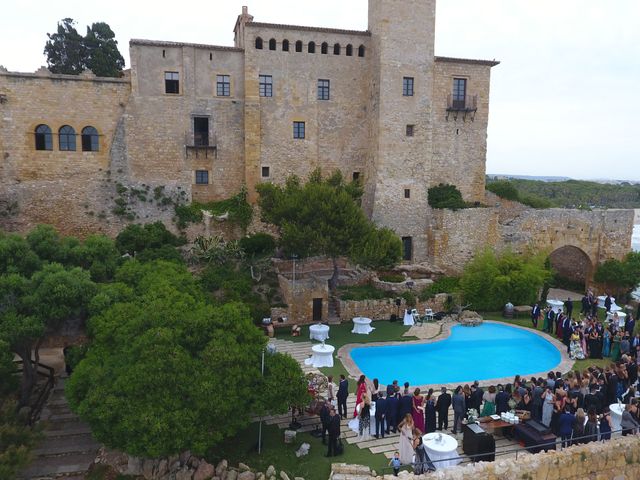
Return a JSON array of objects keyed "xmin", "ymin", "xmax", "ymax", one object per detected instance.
[
  {"xmin": 276, "ymin": 320, "xmax": 419, "ymax": 392},
  {"xmin": 208, "ymin": 422, "xmax": 390, "ymax": 480}
]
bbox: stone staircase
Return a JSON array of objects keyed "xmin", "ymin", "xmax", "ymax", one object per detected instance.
[{"xmin": 18, "ymin": 377, "xmax": 100, "ymax": 479}]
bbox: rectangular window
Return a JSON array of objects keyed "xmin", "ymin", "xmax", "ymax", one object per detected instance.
[
  {"xmin": 317, "ymin": 79, "xmax": 330, "ymax": 101},
  {"xmin": 293, "ymin": 121, "xmax": 305, "ymax": 139},
  {"xmin": 403, "ymin": 77, "xmax": 414, "ymax": 97},
  {"xmin": 406, "ymin": 125, "xmax": 414, "ymax": 137},
  {"xmin": 404, "ymin": 189, "xmax": 411, "ymax": 199},
  {"xmin": 216, "ymin": 75, "xmax": 230, "ymax": 96},
  {"xmin": 259, "ymin": 74, "xmax": 273, "ymax": 97},
  {"xmin": 195, "ymin": 170, "xmax": 209, "ymax": 185},
  {"xmin": 262, "ymin": 166, "xmax": 270, "ymax": 178},
  {"xmin": 165, "ymin": 71, "xmax": 180, "ymax": 94},
  {"xmin": 452, "ymin": 78, "xmax": 467, "ymax": 109},
  {"xmin": 352, "ymin": 172, "xmax": 360, "ymax": 182},
  {"xmin": 402, "ymin": 236, "xmax": 413, "ymax": 261}
]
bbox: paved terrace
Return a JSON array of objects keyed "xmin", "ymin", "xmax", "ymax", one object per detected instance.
[{"xmin": 264, "ymin": 323, "xmax": 573, "ymax": 465}]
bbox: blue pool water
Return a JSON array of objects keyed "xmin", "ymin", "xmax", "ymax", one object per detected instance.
[{"xmin": 350, "ymin": 323, "xmax": 561, "ymax": 385}]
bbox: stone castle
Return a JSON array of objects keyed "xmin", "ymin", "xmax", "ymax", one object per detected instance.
[{"xmin": 0, "ymin": 0, "xmax": 634, "ymax": 283}]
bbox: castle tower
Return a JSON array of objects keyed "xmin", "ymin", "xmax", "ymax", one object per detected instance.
[{"xmin": 367, "ymin": 0, "xmax": 437, "ymax": 263}]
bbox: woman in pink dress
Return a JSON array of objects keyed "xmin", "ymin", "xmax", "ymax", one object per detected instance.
[
  {"xmin": 354, "ymin": 375, "xmax": 367, "ymax": 417},
  {"xmin": 411, "ymin": 387, "xmax": 425, "ymax": 433}
]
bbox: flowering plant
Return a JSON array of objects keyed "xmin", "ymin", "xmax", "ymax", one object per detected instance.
[{"xmin": 466, "ymin": 408, "xmax": 479, "ymax": 423}]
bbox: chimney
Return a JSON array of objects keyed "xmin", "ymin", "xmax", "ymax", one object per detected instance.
[{"xmin": 234, "ymin": 5, "xmax": 254, "ymax": 48}]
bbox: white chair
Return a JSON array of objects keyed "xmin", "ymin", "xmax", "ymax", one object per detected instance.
[{"xmin": 424, "ymin": 308, "xmax": 434, "ymax": 322}]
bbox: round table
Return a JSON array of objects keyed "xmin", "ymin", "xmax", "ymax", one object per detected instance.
[
  {"xmin": 609, "ymin": 403, "xmax": 624, "ymax": 437},
  {"xmin": 309, "ymin": 324, "xmax": 330, "ymax": 342},
  {"xmin": 597, "ymin": 296, "xmax": 616, "ymax": 309},
  {"xmin": 422, "ymin": 432, "xmax": 460, "ymax": 469},
  {"xmin": 352, "ymin": 317, "xmax": 374, "ymax": 335},
  {"xmin": 304, "ymin": 344, "xmax": 335, "ymax": 368},
  {"xmin": 546, "ymin": 299, "xmax": 565, "ymax": 315}
]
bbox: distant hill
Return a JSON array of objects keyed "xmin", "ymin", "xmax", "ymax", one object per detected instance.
[{"xmin": 485, "ymin": 177, "xmax": 640, "ymax": 209}]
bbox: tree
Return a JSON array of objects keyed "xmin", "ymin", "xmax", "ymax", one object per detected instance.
[
  {"xmin": 351, "ymin": 227, "xmax": 403, "ymax": 270},
  {"xmin": 84, "ymin": 22, "xmax": 125, "ymax": 77},
  {"xmin": 258, "ymin": 169, "xmax": 401, "ymax": 290},
  {"xmin": 66, "ymin": 261, "xmax": 306, "ymax": 457},
  {"xmin": 427, "ymin": 184, "xmax": 467, "ymax": 210},
  {"xmin": 115, "ymin": 222, "xmax": 183, "ymax": 261},
  {"xmin": 43, "ymin": 18, "xmax": 86, "ymax": 75},
  {"xmin": 44, "ymin": 18, "xmax": 124, "ymax": 77},
  {"xmin": 594, "ymin": 252, "xmax": 640, "ymax": 300},
  {"xmin": 459, "ymin": 249, "xmax": 551, "ymax": 311}
]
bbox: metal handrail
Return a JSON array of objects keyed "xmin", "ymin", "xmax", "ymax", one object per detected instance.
[{"xmin": 13, "ymin": 359, "xmax": 55, "ymax": 425}]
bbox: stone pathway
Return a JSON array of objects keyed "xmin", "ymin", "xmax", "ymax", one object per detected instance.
[
  {"xmin": 403, "ymin": 322, "xmax": 441, "ymax": 340},
  {"xmin": 18, "ymin": 377, "xmax": 100, "ymax": 480},
  {"xmin": 267, "ymin": 338, "xmax": 533, "ymax": 465}
]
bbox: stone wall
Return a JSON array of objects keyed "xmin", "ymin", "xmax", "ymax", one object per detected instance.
[
  {"xmin": 337, "ymin": 294, "xmax": 447, "ymax": 322},
  {"xmin": 331, "ymin": 435, "xmax": 640, "ymax": 480}
]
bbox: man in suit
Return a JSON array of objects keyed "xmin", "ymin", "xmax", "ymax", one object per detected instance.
[
  {"xmin": 530, "ymin": 380, "xmax": 544, "ymax": 422},
  {"xmin": 374, "ymin": 391, "xmax": 387, "ymax": 438},
  {"xmin": 326, "ymin": 407, "xmax": 341, "ymax": 457},
  {"xmin": 531, "ymin": 303, "xmax": 541, "ymax": 329},
  {"xmin": 319, "ymin": 401, "xmax": 330, "ymax": 444},
  {"xmin": 469, "ymin": 381, "xmax": 483, "ymax": 412},
  {"xmin": 386, "ymin": 391, "xmax": 399, "ymax": 434},
  {"xmin": 495, "ymin": 385, "xmax": 510, "ymax": 415},
  {"xmin": 435, "ymin": 387, "xmax": 451, "ymax": 431},
  {"xmin": 398, "ymin": 385, "xmax": 413, "ymax": 421},
  {"xmin": 564, "ymin": 298, "xmax": 573, "ymax": 319},
  {"xmin": 337, "ymin": 374, "xmax": 349, "ymax": 419},
  {"xmin": 387, "ymin": 380, "xmax": 398, "ymax": 397},
  {"xmin": 605, "ymin": 294, "xmax": 612, "ymax": 313}
]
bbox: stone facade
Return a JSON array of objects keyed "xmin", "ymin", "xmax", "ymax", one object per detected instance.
[{"xmin": 0, "ymin": 1, "xmax": 633, "ymax": 272}]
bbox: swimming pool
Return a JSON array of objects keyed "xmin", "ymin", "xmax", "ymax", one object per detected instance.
[{"xmin": 349, "ymin": 322, "xmax": 562, "ymax": 386}]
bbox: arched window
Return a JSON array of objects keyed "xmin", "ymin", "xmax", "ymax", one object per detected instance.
[
  {"xmin": 81, "ymin": 126, "xmax": 99, "ymax": 152},
  {"xmin": 308, "ymin": 42, "xmax": 315, "ymax": 53},
  {"xmin": 34, "ymin": 124, "xmax": 52, "ymax": 151},
  {"xmin": 282, "ymin": 39, "xmax": 290, "ymax": 52},
  {"xmin": 333, "ymin": 43, "xmax": 341, "ymax": 55},
  {"xmin": 346, "ymin": 44, "xmax": 353, "ymax": 57},
  {"xmin": 269, "ymin": 38, "xmax": 276, "ymax": 50},
  {"xmin": 321, "ymin": 42, "xmax": 328, "ymax": 54},
  {"xmin": 58, "ymin": 125, "xmax": 76, "ymax": 151},
  {"xmin": 358, "ymin": 45, "xmax": 365, "ymax": 57},
  {"xmin": 295, "ymin": 40, "xmax": 303, "ymax": 52},
  {"xmin": 255, "ymin": 37, "xmax": 263, "ymax": 49}
]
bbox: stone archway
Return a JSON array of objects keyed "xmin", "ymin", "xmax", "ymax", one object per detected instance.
[{"xmin": 549, "ymin": 245, "xmax": 593, "ymax": 290}]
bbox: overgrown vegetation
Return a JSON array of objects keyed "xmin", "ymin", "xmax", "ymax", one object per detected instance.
[
  {"xmin": 337, "ymin": 283, "xmax": 393, "ymax": 301},
  {"xmin": 378, "ymin": 272, "xmax": 405, "ymax": 283},
  {"xmin": 174, "ymin": 187, "xmax": 253, "ymax": 230},
  {"xmin": 486, "ymin": 180, "xmax": 553, "ymax": 209},
  {"xmin": 427, "ymin": 183, "xmax": 468, "ymax": 210},
  {"xmin": 459, "ymin": 248, "xmax": 552, "ymax": 311},
  {"xmin": 594, "ymin": 252, "xmax": 640, "ymax": 302},
  {"xmin": 418, "ymin": 276, "xmax": 461, "ymax": 301},
  {"xmin": 486, "ymin": 177, "xmax": 640, "ymax": 209}
]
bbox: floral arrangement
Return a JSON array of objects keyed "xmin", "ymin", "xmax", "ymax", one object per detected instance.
[
  {"xmin": 508, "ymin": 398, "xmax": 517, "ymax": 412},
  {"xmin": 466, "ymin": 408, "xmax": 479, "ymax": 423}
]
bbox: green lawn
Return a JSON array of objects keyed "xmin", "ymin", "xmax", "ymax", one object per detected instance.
[{"xmin": 208, "ymin": 423, "xmax": 392, "ymax": 480}]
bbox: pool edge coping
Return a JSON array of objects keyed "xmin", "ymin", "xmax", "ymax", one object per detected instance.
[{"xmin": 336, "ymin": 320, "xmax": 574, "ymax": 391}]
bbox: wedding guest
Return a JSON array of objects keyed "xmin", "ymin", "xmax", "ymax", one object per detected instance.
[
  {"xmin": 452, "ymin": 386, "xmax": 466, "ymax": 434},
  {"xmin": 436, "ymin": 387, "xmax": 451, "ymax": 431},
  {"xmin": 386, "ymin": 390, "xmax": 399, "ymax": 434},
  {"xmin": 337, "ymin": 374, "xmax": 349, "ymax": 419},
  {"xmin": 412, "ymin": 388, "xmax": 425, "ymax": 433},
  {"xmin": 398, "ymin": 414, "xmax": 414, "ymax": 465},
  {"xmin": 424, "ymin": 389, "xmax": 436, "ymax": 433}
]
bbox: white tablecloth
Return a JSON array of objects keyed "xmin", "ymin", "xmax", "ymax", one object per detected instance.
[
  {"xmin": 309, "ymin": 324, "xmax": 330, "ymax": 342},
  {"xmin": 546, "ymin": 299, "xmax": 565, "ymax": 315},
  {"xmin": 403, "ymin": 310, "xmax": 415, "ymax": 326},
  {"xmin": 422, "ymin": 432, "xmax": 460, "ymax": 469},
  {"xmin": 352, "ymin": 317, "xmax": 374, "ymax": 334},
  {"xmin": 304, "ymin": 344, "xmax": 334, "ymax": 368},
  {"xmin": 606, "ymin": 311, "xmax": 627, "ymax": 328},
  {"xmin": 609, "ymin": 403, "xmax": 623, "ymax": 437},
  {"xmin": 597, "ymin": 296, "xmax": 619, "ymax": 310}
]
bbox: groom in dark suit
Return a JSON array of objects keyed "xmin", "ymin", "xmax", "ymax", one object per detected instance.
[
  {"xmin": 337, "ymin": 374, "xmax": 349, "ymax": 419},
  {"xmin": 436, "ymin": 387, "xmax": 451, "ymax": 431}
]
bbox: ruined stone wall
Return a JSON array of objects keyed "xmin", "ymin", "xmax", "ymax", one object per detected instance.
[
  {"xmin": 337, "ymin": 295, "xmax": 446, "ymax": 322},
  {"xmin": 427, "ymin": 205, "xmax": 635, "ymax": 277},
  {"xmin": 331, "ymin": 435, "xmax": 640, "ymax": 480},
  {"xmin": 242, "ymin": 25, "xmax": 372, "ymax": 198},
  {"xmin": 432, "ymin": 59, "xmax": 493, "ymax": 202}
]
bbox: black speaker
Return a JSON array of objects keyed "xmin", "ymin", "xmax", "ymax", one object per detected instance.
[
  {"xmin": 395, "ymin": 298, "xmax": 402, "ymax": 306},
  {"xmin": 390, "ymin": 314, "xmax": 398, "ymax": 322}
]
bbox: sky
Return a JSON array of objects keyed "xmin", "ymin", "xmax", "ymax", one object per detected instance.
[{"xmin": 1, "ymin": 1, "xmax": 639, "ymax": 181}]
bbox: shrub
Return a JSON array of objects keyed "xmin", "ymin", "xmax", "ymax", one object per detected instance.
[
  {"xmin": 460, "ymin": 249, "xmax": 551, "ymax": 311},
  {"xmin": 486, "ymin": 180, "xmax": 519, "ymax": 201},
  {"xmin": 401, "ymin": 290, "xmax": 416, "ymax": 307},
  {"xmin": 174, "ymin": 188, "xmax": 253, "ymax": 230},
  {"xmin": 115, "ymin": 222, "xmax": 183, "ymax": 258},
  {"xmin": 239, "ymin": 233, "xmax": 276, "ymax": 257},
  {"xmin": 378, "ymin": 272, "xmax": 405, "ymax": 283},
  {"xmin": 338, "ymin": 283, "xmax": 393, "ymax": 301},
  {"xmin": 351, "ymin": 227, "xmax": 403, "ymax": 270},
  {"xmin": 418, "ymin": 276, "xmax": 460, "ymax": 301},
  {"xmin": 428, "ymin": 184, "xmax": 467, "ymax": 210},
  {"xmin": 519, "ymin": 194, "xmax": 554, "ymax": 209}
]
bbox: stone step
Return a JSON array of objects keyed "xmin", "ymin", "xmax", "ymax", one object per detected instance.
[
  {"xmin": 18, "ymin": 452, "xmax": 96, "ymax": 479},
  {"xmin": 32, "ymin": 433, "xmax": 100, "ymax": 457},
  {"xmin": 49, "ymin": 412, "xmax": 79, "ymax": 422},
  {"xmin": 44, "ymin": 425, "xmax": 93, "ymax": 438}
]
